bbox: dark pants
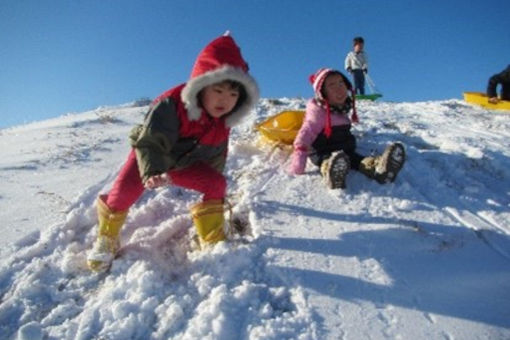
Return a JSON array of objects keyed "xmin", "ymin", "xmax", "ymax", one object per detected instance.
[
  {"xmin": 309, "ymin": 126, "xmax": 365, "ymax": 170},
  {"xmin": 487, "ymin": 68, "xmax": 510, "ymax": 100},
  {"xmin": 352, "ymin": 69, "xmax": 365, "ymax": 95}
]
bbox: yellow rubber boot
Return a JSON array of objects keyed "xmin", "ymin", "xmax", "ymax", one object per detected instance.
[
  {"xmin": 87, "ymin": 195, "xmax": 128, "ymax": 272},
  {"xmin": 190, "ymin": 199, "xmax": 226, "ymax": 245}
]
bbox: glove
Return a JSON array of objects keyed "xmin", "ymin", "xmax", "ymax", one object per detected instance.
[
  {"xmin": 363, "ymin": 68, "xmax": 368, "ymax": 74},
  {"xmin": 287, "ymin": 148, "xmax": 307, "ymax": 175},
  {"xmin": 347, "ymin": 67, "xmax": 353, "ymax": 74}
]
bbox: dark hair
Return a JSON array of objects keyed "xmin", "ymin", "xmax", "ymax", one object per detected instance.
[
  {"xmin": 320, "ymin": 71, "xmax": 353, "ymax": 99},
  {"xmin": 197, "ymin": 80, "xmax": 247, "ymax": 114},
  {"xmin": 223, "ymin": 79, "xmax": 245, "ymax": 93},
  {"xmin": 221, "ymin": 80, "xmax": 247, "ymax": 114},
  {"xmin": 353, "ymin": 36, "xmax": 364, "ymax": 45}
]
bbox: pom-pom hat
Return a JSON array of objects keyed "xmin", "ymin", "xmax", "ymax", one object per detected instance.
[
  {"xmin": 309, "ymin": 68, "xmax": 336, "ymax": 101},
  {"xmin": 181, "ymin": 31, "xmax": 259, "ymax": 127}
]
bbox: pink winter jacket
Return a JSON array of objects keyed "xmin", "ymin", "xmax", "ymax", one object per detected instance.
[
  {"xmin": 294, "ymin": 99, "xmax": 352, "ymax": 149},
  {"xmin": 287, "ymin": 99, "xmax": 352, "ymax": 174}
]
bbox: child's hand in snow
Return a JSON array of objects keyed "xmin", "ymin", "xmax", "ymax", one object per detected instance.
[
  {"xmin": 145, "ymin": 174, "xmax": 169, "ymax": 189},
  {"xmin": 287, "ymin": 148, "xmax": 307, "ymax": 175}
]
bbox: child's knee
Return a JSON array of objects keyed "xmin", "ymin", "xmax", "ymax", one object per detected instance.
[{"xmin": 207, "ymin": 173, "xmax": 226, "ymax": 198}]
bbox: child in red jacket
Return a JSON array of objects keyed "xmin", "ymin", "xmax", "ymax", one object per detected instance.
[{"xmin": 87, "ymin": 32, "xmax": 259, "ymax": 272}]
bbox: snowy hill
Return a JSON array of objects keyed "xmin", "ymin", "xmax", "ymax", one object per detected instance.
[{"xmin": 0, "ymin": 98, "xmax": 509, "ymax": 339}]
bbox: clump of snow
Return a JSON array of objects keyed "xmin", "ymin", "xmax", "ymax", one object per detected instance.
[
  {"xmin": 17, "ymin": 321, "xmax": 44, "ymax": 340},
  {"xmin": 0, "ymin": 98, "xmax": 509, "ymax": 339}
]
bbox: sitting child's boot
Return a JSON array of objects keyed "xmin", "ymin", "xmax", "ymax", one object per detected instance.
[
  {"xmin": 190, "ymin": 199, "xmax": 226, "ymax": 246},
  {"xmin": 359, "ymin": 142, "xmax": 406, "ymax": 184},
  {"xmin": 87, "ymin": 195, "xmax": 128, "ymax": 272},
  {"xmin": 320, "ymin": 151, "xmax": 351, "ymax": 189}
]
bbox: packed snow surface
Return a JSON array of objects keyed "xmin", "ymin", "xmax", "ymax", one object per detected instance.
[{"xmin": 1, "ymin": 98, "xmax": 509, "ymax": 339}]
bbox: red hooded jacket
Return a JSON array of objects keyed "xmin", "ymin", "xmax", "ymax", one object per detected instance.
[{"xmin": 129, "ymin": 33, "xmax": 259, "ymax": 183}]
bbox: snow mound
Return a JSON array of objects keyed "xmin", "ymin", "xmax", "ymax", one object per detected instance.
[{"xmin": 0, "ymin": 98, "xmax": 509, "ymax": 339}]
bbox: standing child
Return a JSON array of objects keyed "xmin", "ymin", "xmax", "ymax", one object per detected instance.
[
  {"xmin": 344, "ymin": 36, "xmax": 368, "ymax": 95},
  {"xmin": 87, "ymin": 32, "xmax": 259, "ymax": 272},
  {"xmin": 287, "ymin": 68, "xmax": 405, "ymax": 189}
]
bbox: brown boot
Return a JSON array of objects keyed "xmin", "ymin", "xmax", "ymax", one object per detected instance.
[
  {"xmin": 359, "ymin": 143, "xmax": 406, "ymax": 184},
  {"xmin": 320, "ymin": 151, "xmax": 350, "ymax": 189},
  {"xmin": 87, "ymin": 195, "xmax": 128, "ymax": 272}
]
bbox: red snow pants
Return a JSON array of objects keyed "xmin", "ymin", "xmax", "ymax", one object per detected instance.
[{"xmin": 106, "ymin": 150, "xmax": 226, "ymax": 211}]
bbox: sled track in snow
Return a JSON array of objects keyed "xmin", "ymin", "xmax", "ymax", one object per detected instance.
[
  {"xmin": 402, "ymin": 159, "xmax": 510, "ymax": 262},
  {"xmin": 443, "ymin": 207, "xmax": 510, "ymax": 261}
]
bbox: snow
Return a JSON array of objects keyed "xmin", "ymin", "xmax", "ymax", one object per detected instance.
[{"xmin": 1, "ymin": 98, "xmax": 509, "ymax": 339}]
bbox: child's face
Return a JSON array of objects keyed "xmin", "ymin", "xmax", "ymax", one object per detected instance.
[
  {"xmin": 201, "ymin": 82, "xmax": 240, "ymax": 118},
  {"xmin": 354, "ymin": 43, "xmax": 364, "ymax": 52},
  {"xmin": 323, "ymin": 74, "xmax": 348, "ymax": 106}
]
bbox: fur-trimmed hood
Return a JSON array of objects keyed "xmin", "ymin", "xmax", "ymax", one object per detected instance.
[{"xmin": 181, "ymin": 32, "xmax": 259, "ymax": 127}]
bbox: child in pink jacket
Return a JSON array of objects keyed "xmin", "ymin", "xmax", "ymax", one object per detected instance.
[{"xmin": 288, "ymin": 68, "xmax": 405, "ymax": 189}]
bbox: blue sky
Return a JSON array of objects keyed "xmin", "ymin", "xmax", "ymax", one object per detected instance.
[{"xmin": 1, "ymin": 0, "xmax": 509, "ymax": 128}]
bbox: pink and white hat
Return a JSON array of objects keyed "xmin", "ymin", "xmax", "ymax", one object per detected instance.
[{"xmin": 309, "ymin": 68, "xmax": 336, "ymax": 101}]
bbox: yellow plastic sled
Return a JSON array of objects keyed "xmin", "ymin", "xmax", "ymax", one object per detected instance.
[
  {"xmin": 463, "ymin": 92, "xmax": 510, "ymax": 111},
  {"xmin": 255, "ymin": 110, "xmax": 305, "ymax": 145}
]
